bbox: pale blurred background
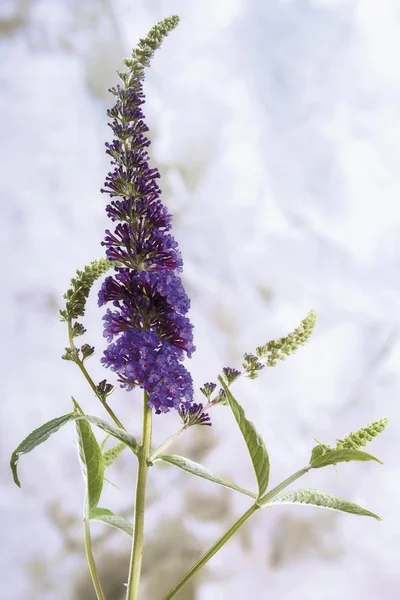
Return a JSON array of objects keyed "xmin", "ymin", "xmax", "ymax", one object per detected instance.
[{"xmin": 1, "ymin": 0, "xmax": 400, "ymax": 598}]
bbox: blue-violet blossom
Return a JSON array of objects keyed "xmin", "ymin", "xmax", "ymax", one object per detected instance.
[{"xmin": 99, "ymin": 75, "xmax": 195, "ymax": 414}]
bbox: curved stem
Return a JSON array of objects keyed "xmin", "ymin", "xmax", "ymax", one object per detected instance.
[
  {"xmin": 67, "ymin": 320, "xmax": 125, "ymax": 430},
  {"xmin": 163, "ymin": 503, "xmax": 259, "ymax": 600},
  {"xmin": 84, "ymin": 517, "xmax": 106, "ymax": 600},
  {"xmin": 126, "ymin": 392, "xmax": 153, "ymax": 600}
]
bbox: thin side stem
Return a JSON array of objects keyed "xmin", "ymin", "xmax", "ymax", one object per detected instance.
[
  {"xmin": 148, "ymin": 426, "xmax": 185, "ymax": 463},
  {"xmin": 163, "ymin": 503, "xmax": 259, "ymax": 600},
  {"xmin": 126, "ymin": 392, "xmax": 153, "ymax": 600},
  {"xmin": 84, "ymin": 516, "xmax": 106, "ymax": 600},
  {"xmin": 67, "ymin": 320, "xmax": 126, "ymax": 430}
]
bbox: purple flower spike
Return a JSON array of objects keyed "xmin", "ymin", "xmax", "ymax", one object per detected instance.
[{"xmin": 99, "ymin": 73, "xmax": 195, "ymax": 413}]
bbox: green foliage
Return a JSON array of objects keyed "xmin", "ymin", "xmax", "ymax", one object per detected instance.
[
  {"xmin": 89, "ymin": 507, "xmax": 133, "ymax": 536},
  {"xmin": 10, "ymin": 413, "xmax": 76, "ymax": 487},
  {"xmin": 75, "ymin": 402, "xmax": 105, "ymax": 514},
  {"xmin": 59, "ymin": 258, "xmax": 111, "ymax": 324},
  {"xmin": 103, "ymin": 442, "xmax": 127, "ymax": 467},
  {"xmin": 268, "ymin": 488, "xmax": 381, "ymax": 520},
  {"xmin": 119, "ymin": 15, "xmax": 180, "ymax": 89},
  {"xmin": 157, "ymin": 454, "xmax": 256, "ymax": 499},
  {"xmin": 10, "ymin": 408, "xmax": 138, "ymax": 488},
  {"xmin": 75, "ymin": 415, "xmax": 139, "ymax": 455},
  {"xmin": 310, "ymin": 448, "xmax": 382, "ymax": 469},
  {"xmin": 255, "ymin": 310, "xmax": 317, "ymax": 368},
  {"xmin": 219, "ymin": 378, "xmax": 270, "ymax": 499},
  {"xmin": 336, "ymin": 418, "xmax": 388, "ymax": 450}
]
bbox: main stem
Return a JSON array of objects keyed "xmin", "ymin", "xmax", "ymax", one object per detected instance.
[
  {"xmin": 163, "ymin": 503, "xmax": 259, "ymax": 600},
  {"xmin": 126, "ymin": 391, "xmax": 153, "ymax": 600},
  {"xmin": 84, "ymin": 516, "xmax": 106, "ymax": 600}
]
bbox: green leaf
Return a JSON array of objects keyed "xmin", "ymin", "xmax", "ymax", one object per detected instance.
[
  {"xmin": 309, "ymin": 444, "xmax": 328, "ymax": 463},
  {"xmin": 219, "ymin": 377, "xmax": 270, "ymax": 498},
  {"xmin": 267, "ymin": 488, "xmax": 381, "ymax": 520},
  {"xmin": 103, "ymin": 442, "xmax": 127, "ymax": 467},
  {"xmin": 75, "ymin": 415, "xmax": 105, "ymax": 514},
  {"xmin": 75, "ymin": 415, "xmax": 139, "ymax": 455},
  {"xmin": 90, "ymin": 507, "xmax": 133, "ymax": 536},
  {"xmin": 10, "ymin": 412, "xmax": 76, "ymax": 487},
  {"xmin": 310, "ymin": 448, "xmax": 382, "ymax": 469},
  {"xmin": 157, "ymin": 454, "xmax": 256, "ymax": 499}
]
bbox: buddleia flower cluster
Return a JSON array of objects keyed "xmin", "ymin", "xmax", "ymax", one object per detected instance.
[{"xmin": 98, "ymin": 16, "xmax": 195, "ymax": 414}]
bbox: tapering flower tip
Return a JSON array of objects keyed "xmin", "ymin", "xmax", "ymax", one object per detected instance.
[
  {"xmin": 200, "ymin": 382, "xmax": 217, "ymax": 401},
  {"xmin": 121, "ymin": 15, "xmax": 181, "ymax": 88},
  {"xmin": 256, "ymin": 310, "xmax": 317, "ymax": 367},
  {"xmin": 179, "ymin": 402, "xmax": 211, "ymax": 427},
  {"xmin": 60, "ymin": 259, "xmax": 112, "ymax": 323},
  {"xmin": 242, "ymin": 353, "xmax": 265, "ymax": 379},
  {"xmin": 336, "ymin": 417, "xmax": 389, "ymax": 451},
  {"xmin": 222, "ymin": 367, "xmax": 241, "ymax": 385}
]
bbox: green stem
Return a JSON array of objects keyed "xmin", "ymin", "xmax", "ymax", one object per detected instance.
[
  {"xmin": 126, "ymin": 391, "xmax": 153, "ymax": 600},
  {"xmin": 258, "ymin": 466, "xmax": 310, "ymax": 505},
  {"xmin": 84, "ymin": 516, "xmax": 106, "ymax": 600},
  {"xmin": 148, "ymin": 427, "xmax": 185, "ymax": 464},
  {"xmin": 163, "ymin": 503, "xmax": 259, "ymax": 600},
  {"xmin": 67, "ymin": 320, "xmax": 126, "ymax": 430},
  {"xmin": 162, "ymin": 465, "xmax": 311, "ymax": 599}
]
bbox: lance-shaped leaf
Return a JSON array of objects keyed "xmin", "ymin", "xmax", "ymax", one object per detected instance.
[
  {"xmin": 157, "ymin": 454, "xmax": 256, "ymax": 499},
  {"xmin": 219, "ymin": 377, "xmax": 270, "ymax": 498},
  {"xmin": 75, "ymin": 414, "xmax": 105, "ymax": 514},
  {"xmin": 310, "ymin": 448, "xmax": 382, "ymax": 469},
  {"xmin": 90, "ymin": 507, "xmax": 133, "ymax": 536},
  {"xmin": 10, "ymin": 412, "xmax": 76, "ymax": 487},
  {"xmin": 267, "ymin": 488, "xmax": 381, "ymax": 520},
  {"xmin": 75, "ymin": 415, "xmax": 139, "ymax": 455}
]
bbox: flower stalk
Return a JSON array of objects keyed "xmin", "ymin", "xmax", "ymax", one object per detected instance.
[
  {"xmin": 126, "ymin": 392, "xmax": 153, "ymax": 600},
  {"xmin": 163, "ymin": 504, "xmax": 260, "ymax": 600},
  {"xmin": 83, "ymin": 516, "xmax": 106, "ymax": 600},
  {"xmin": 67, "ymin": 319, "xmax": 125, "ymax": 430}
]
